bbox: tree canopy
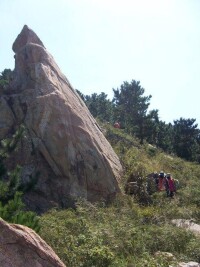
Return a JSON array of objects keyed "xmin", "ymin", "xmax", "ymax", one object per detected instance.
[
  {"xmin": 76, "ymin": 79, "xmax": 200, "ymax": 163},
  {"xmin": 0, "ymin": 69, "xmax": 12, "ymax": 89}
]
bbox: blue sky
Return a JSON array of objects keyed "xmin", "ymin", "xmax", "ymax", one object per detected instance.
[{"xmin": 1, "ymin": 0, "xmax": 200, "ymax": 126}]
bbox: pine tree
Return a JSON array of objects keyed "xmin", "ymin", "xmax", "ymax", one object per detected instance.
[{"xmin": 0, "ymin": 125, "xmax": 40, "ymax": 232}]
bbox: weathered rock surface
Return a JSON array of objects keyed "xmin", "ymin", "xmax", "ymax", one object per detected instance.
[
  {"xmin": 12, "ymin": 25, "xmax": 44, "ymax": 53},
  {"xmin": 169, "ymin": 262, "xmax": 200, "ymax": 267},
  {"xmin": 155, "ymin": 252, "xmax": 200, "ymax": 267},
  {"xmin": 172, "ymin": 219, "xmax": 200, "ymax": 236},
  {"xmin": 177, "ymin": 262, "xmax": 200, "ymax": 267},
  {"xmin": 0, "ymin": 218, "xmax": 66, "ymax": 267},
  {"xmin": 0, "ymin": 25, "xmax": 122, "ymax": 212},
  {"xmin": 0, "ymin": 97, "xmax": 15, "ymax": 139}
]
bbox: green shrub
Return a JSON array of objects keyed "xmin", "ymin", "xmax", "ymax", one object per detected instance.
[
  {"xmin": 39, "ymin": 197, "xmax": 200, "ymax": 266},
  {"xmin": 0, "ymin": 191, "xmax": 40, "ymax": 232},
  {"xmin": 185, "ymin": 238, "xmax": 200, "ymax": 263},
  {"xmin": 1, "ymin": 119, "xmax": 200, "ymax": 266},
  {"xmin": 0, "ymin": 125, "xmax": 40, "ymax": 232},
  {"xmin": 84, "ymin": 246, "xmax": 114, "ymax": 267}
]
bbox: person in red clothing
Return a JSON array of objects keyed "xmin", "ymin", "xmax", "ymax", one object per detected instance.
[
  {"xmin": 114, "ymin": 122, "xmax": 121, "ymax": 129},
  {"xmin": 158, "ymin": 171, "xmax": 166, "ymax": 191},
  {"xmin": 166, "ymin": 173, "xmax": 176, "ymax": 198}
]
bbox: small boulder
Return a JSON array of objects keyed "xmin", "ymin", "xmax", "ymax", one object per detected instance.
[{"xmin": 178, "ymin": 262, "xmax": 200, "ymax": 267}]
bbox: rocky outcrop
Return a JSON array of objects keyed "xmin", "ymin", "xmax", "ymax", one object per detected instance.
[
  {"xmin": 155, "ymin": 252, "xmax": 200, "ymax": 267},
  {"xmin": 12, "ymin": 25, "xmax": 44, "ymax": 53},
  {"xmin": 177, "ymin": 262, "xmax": 200, "ymax": 267},
  {"xmin": 172, "ymin": 219, "xmax": 200, "ymax": 236},
  {"xmin": 0, "ymin": 218, "xmax": 66, "ymax": 267},
  {"xmin": 0, "ymin": 25, "xmax": 122, "ymax": 212}
]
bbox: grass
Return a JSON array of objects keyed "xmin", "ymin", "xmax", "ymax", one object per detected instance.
[{"xmin": 39, "ymin": 124, "xmax": 200, "ymax": 266}]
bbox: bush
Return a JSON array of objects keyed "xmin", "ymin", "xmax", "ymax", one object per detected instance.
[
  {"xmin": 186, "ymin": 238, "xmax": 200, "ymax": 263},
  {"xmin": 0, "ymin": 191, "xmax": 40, "ymax": 232},
  {"xmin": 39, "ymin": 196, "xmax": 200, "ymax": 266},
  {"xmin": 0, "ymin": 125, "xmax": 40, "ymax": 232}
]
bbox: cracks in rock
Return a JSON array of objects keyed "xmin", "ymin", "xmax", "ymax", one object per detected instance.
[
  {"xmin": 6, "ymin": 96, "xmax": 17, "ymax": 121},
  {"xmin": 29, "ymin": 127, "xmax": 63, "ymax": 176}
]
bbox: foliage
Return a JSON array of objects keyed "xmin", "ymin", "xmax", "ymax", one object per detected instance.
[
  {"xmin": 1, "ymin": 70, "xmax": 200, "ymax": 264},
  {"xmin": 112, "ymin": 80, "xmax": 152, "ymax": 143},
  {"xmin": 77, "ymin": 80, "xmax": 200, "ymax": 163},
  {"xmin": 0, "ymin": 124, "xmax": 25, "ymax": 157},
  {"xmin": 39, "ymin": 125, "xmax": 200, "ymax": 266},
  {"xmin": 173, "ymin": 118, "xmax": 200, "ymax": 162},
  {"xmin": 40, "ymin": 198, "xmax": 200, "ymax": 266},
  {"xmin": 0, "ymin": 124, "xmax": 40, "ymax": 232},
  {"xmin": 0, "ymin": 68, "xmax": 12, "ymax": 89},
  {"xmin": 76, "ymin": 90, "xmax": 114, "ymax": 122},
  {"xmin": 156, "ymin": 121, "xmax": 174, "ymax": 153},
  {"xmin": 0, "ymin": 165, "xmax": 21, "ymax": 202},
  {"xmin": 0, "ymin": 191, "xmax": 40, "ymax": 232}
]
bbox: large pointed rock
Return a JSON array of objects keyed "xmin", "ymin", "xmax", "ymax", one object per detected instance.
[
  {"xmin": 12, "ymin": 25, "xmax": 45, "ymax": 53},
  {"xmin": 0, "ymin": 219, "xmax": 66, "ymax": 267},
  {"xmin": 0, "ymin": 25, "xmax": 122, "ymax": 212}
]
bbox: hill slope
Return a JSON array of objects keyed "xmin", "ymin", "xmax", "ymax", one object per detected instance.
[{"xmin": 39, "ymin": 124, "xmax": 200, "ymax": 267}]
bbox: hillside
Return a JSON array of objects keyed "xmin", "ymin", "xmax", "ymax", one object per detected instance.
[
  {"xmin": 39, "ymin": 123, "xmax": 200, "ymax": 267},
  {"xmin": 0, "ymin": 25, "xmax": 200, "ymax": 266}
]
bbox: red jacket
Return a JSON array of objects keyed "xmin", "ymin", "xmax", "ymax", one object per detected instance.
[{"xmin": 168, "ymin": 178, "xmax": 175, "ymax": 192}]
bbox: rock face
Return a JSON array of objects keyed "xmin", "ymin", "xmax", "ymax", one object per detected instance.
[
  {"xmin": 0, "ymin": 25, "xmax": 122, "ymax": 212},
  {"xmin": 0, "ymin": 97, "xmax": 15, "ymax": 139},
  {"xmin": 0, "ymin": 218, "xmax": 66, "ymax": 267},
  {"xmin": 177, "ymin": 262, "xmax": 200, "ymax": 267}
]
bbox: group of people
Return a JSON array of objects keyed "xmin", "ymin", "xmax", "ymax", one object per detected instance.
[{"xmin": 152, "ymin": 171, "xmax": 178, "ymax": 198}]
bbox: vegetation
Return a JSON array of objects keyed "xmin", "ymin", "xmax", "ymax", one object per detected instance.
[
  {"xmin": 1, "ymin": 69, "xmax": 200, "ymax": 265},
  {"xmin": 0, "ymin": 68, "xmax": 12, "ymax": 90},
  {"xmin": 112, "ymin": 80, "xmax": 153, "ymax": 144},
  {"xmin": 77, "ymin": 90, "xmax": 114, "ymax": 123},
  {"xmin": 39, "ymin": 124, "xmax": 200, "ymax": 266},
  {"xmin": 77, "ymin": 80, "xmax": 200, "ymax": 163},
  {"xmin": 0, "ymin": 125, "xmax": 40, "ymax": 232}
]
